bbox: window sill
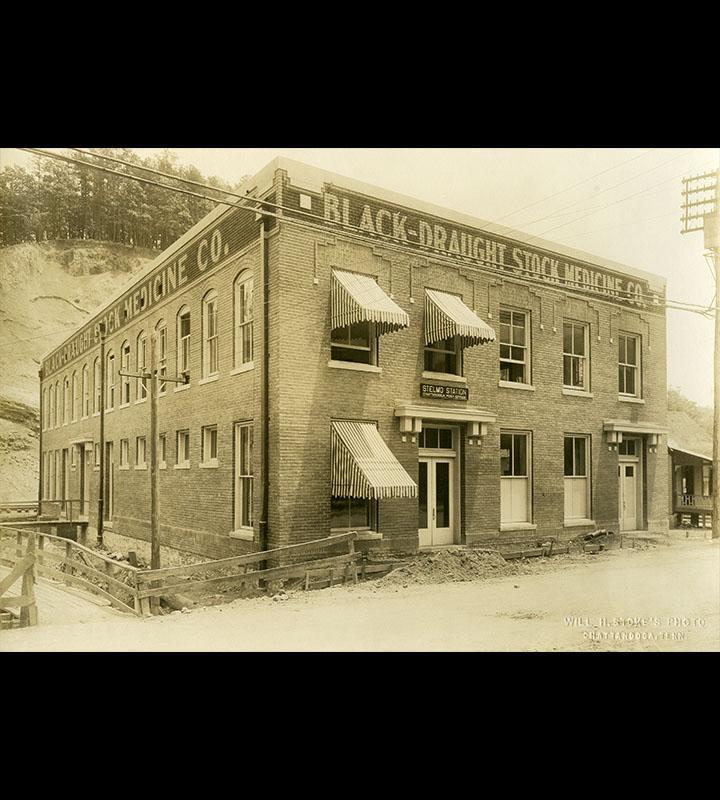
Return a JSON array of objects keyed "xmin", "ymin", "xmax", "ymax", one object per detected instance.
[
  {"xmin": 199, "ymin": 374, "xmax": 219, "ymax": 385},
  {"xmin": 104, "ymin": 408, "xmax": 114, "ymax": 414},
  {"xmin": 564, "ymin": 518, "xmax": 596, "ymax": 528},
  {"xmin": 562, "ymin": 388, "xmax": 593, "ymax": 398},
  {"xmin": 500, "ymin": 522, "xmax": 537, "ymax": 532},
  {"xmin": 498, "ymin": 381, "xmax": 535, "ymax": 392},
  {"xmin": 422, "ymin": 371, "xmax": 466, "ymax": 384},
  {"xmin": 93, "ymin": 412, "xmax": 100, "ymax": 417},
  {"xmin": 119, "ymin": 402, "xmax": 131, "ymax": 410},
  {"xmin": 174, "ymin": 383, "xmax": 191, "ymax": 393},
  {"xmin": 159, "ymin": 463, "xmax": 167, "ymax": 470},
  {"xmin": 118, "ymin": 465, "xmax": 130, "ymax": 471},
  {"xmin": 327, "ymin": 360, "xmax": 381, "ymax": 374},
  {"xmin": 93, "ymin": 466, "xmax": 100, "ymax": 472},
  {"xmin": 134, "ymin": 465, "xmax": 147, "ymax": 471},
  {"xmin": 104, "ymin": 521, "xmax": 114, "ymax": 530},
  {"xmin": 230, "ymin": 529, "xmax": 254, "ymax": 541},
  {"xmin": 199, "ymin": 461, "xmax": 219, "ymax": 469},
  {"xmin": 619, "ymin": 396, "xmax": 645, "ymax": 404},
  {"xmin": 173, "ymin": 463, "xmax": 190, "ymax": 470},
  {"xmin": 135, "ymin": 398, "xmax": 147, "ymax": 405},
  {"xmin": 231, "ymin": 362, "xmax": 254, "ymax": 376}
]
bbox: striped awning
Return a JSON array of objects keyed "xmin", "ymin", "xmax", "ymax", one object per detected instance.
[
  {"xmin": 331, "ymin": 421, "xmax": 417, "ymax": 500},
  {"xmin": 331, "ymin": 269, "xmax": 409, "ymax": 335},
  {"xmin": 424, "ymin": 288, "xmax": 496, "ymax": 348}
]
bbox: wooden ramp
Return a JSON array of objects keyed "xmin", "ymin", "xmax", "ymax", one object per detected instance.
[{"xmin": 0, "ymin": 565, "xmax": 127, "ymax": 628}]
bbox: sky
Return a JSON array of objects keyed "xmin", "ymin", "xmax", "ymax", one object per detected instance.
[{"xmin": 3, "ymin": 147, "xmax": 718, "ymax": 407}]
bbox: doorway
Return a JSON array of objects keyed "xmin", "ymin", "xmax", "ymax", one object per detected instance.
[{"xmin": 418, "ymin": 425, "xmax": 458, "ymax": 547}]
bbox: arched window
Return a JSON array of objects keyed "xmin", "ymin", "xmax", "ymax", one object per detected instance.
[
  {"xmin": 120, "ymin": 340, "xmax": 131, "ymax": 405},
  {"xmin": 233, "ymin": 271, "xmax": 253, "ymax": 369},
  {"xmin": 42, "ymin": 388, "xmax": 47, "ymax": 430},
  {"xmin": 155, "ymin": 319, "xmax": 167, "ymax": 395},
  {"xmin": 82, "ymin": 364, "xmax": 89, "ymax": 418},
  {"xmin": 49, "ymin": 384, "xmax": 55, "ymax": 428},
  {"xmin": 137, "ymin": 331, "xmax": 147, "ymax": 400},
  {"xmin": 202, "ymin": 290, "xmax": 219, "ymax": 378},
  {"xmin": 93, "ymin": 357, "xmax": 101, "ymax": 414},
  {"xmin": 71, "ymin": 371, "xmax": 78, "ymax": 422},
  {"xmin": 63, "ymin": 376, "xmax": 70, "ymax": 425},
  {"xmin": 106, "ymin": 350, "xmax": 115, "ymax": 410},
  {"xmin": 177, "ymin": 305, "xmax": 191, "ymax": 381}
]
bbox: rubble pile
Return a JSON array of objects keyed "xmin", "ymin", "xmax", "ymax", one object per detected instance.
[{"xmin": 379, "ymin": 547, "xmax": 516, "ymax": 586}]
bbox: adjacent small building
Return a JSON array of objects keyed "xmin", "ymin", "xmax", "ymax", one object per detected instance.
[
  {"xmin": 668, "ymin": 440, "xmax": 713, "ymax": 528},
  {"xmin": 37, "ymin": 157, "xmax": 670, "ymax": 559}
]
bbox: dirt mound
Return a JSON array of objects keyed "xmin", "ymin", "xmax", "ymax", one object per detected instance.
[{"xmin": 379, "ymin": 547, "xmax": 516, "ymax": 586}]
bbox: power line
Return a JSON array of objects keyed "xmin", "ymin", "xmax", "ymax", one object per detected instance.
[{"xmin": 16, "ymin": 146, "xmax": 702, "ymax": 311}]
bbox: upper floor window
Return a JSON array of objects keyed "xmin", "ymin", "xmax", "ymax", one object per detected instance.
[
  {"xmin": 424, "ymin": 335, "xmax": 460, "ymax": 375},
  {"xmin": 93, "ymin": 358, "xmax": 101, "ymax": 414},
  {"xmin": 55, "ymin": 381, "xmax": 60, "ymax": 426},
  {"xmin": 202, "ymin": 290, "xmax": 219, "ymax": 377},
  {"xmin": 618, "ymin": 333, "xmax": 640, "ymax": 397},
  {"xmin": 71, "ymin": 371, "xmax": 78, "ymax": 422},
  {"xmin": 177, "ymin": 306, "xmax": 191, "ymax": 381},
  {"xmin": 136, "ymin": 436, "xmax": 147, "ymax": 469},
  {"xmin": 159, "ymin": 433, "xmax": 167, "ymax": 469},
  {"xmin": 563, "ymin": 321, "xmax": 589, "ymax": 390},
  {"xmin": 82, "ymin": 364, "xmax": 89, "ymax": 418},
  {"xmin": 63, "ymin": 376, "xmax": 70, "ymax": 424},
  {"xmin": 106, "ymin": 350, "xmax": 115, "ymax": 410},
  {"xmin": 331, "ymin": 322, "xmax": 377, "ymax": 365},
  {"xmin": 137, "ymin": 331, "xmax": 148, "ymax": 400},
  {"xmin": 234, "ymin": 272, "xmax": 254, "ymax": 369},
  {"xmin": 202, "ymin": 425, "xmax": 218, "ymax": 466},
  {"xmin": 176, "ymin": 429, "xmax": 190, "ymax": 467},
  {"xmin": 119, "ymin": 438, "xmax": 129, "ymax": 468},
  {"xmin": 156, "ymin": 320, "xmax": 168, "ymax": 395},
  {"xmin": 499, "ymin": 308, "xmax": 530, "ymax": 384},
  {"xmin": 120, "ymin": 340, "xmax": 131, "ymax": 405},
  {"xmin": 42, "ymin": 388, "xmax": 47, "ymax": 430}
]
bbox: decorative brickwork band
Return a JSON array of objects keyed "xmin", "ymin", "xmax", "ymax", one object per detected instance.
[
  {"xmin": 424, "ymin": 288, "xmax": 497, "ymax": 347},
  {"xmin": 331, "ymin": 269, "xmax": 409, "ymax": 334},
  {"xmin": 331, "ymin": 421, "xmax": 417, "ymax": 499}
]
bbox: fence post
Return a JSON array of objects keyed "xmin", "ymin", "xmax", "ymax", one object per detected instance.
[
  {"xmin": 64, "ymin": 539, "xmax": 73, "ymax": 585},
  {"xmin": 19, "ymin": 534, "xmax": 37, "ymax": 627},
  {"xmin": 37, "ymin": 535, "xmax": 45, "ymax": 569},
  {"xmin": 16, "ymin": 530, "xmax": 23, "ymax": 559}
]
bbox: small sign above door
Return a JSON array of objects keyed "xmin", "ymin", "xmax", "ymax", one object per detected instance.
[{"xmin": 420, "ymin": 383, "xmax": 469, "ymax": 401}]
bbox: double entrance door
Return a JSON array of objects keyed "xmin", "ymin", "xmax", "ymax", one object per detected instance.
[{"xmin": 418, "ymin": 449, "xmax": 455, "ymax": 547}]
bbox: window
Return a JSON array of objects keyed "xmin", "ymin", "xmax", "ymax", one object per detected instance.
[
  {"xmin": 202, "ymin": 290, "xmax": 219, "ymax": 377},
  {"xmin": 500, "ymin": 431, "xmax": 531, "ymax": 524},
  {"xmin": 159, "ymin": 433, "xmax": 167, "ymax": 468},
  {"xmin": 418, "ymin": 427, "xmax": 454, "ymax": 449},
  {"xmin": 119, "ymin": 340, "xmax": 130, "ymax": 405},
  {"xmin": 93, "ymin": 357, "xmax": 101, "ymax": 414},
  {"xmin": 137, "ymin": 331, "xmax": 147, "ymax": 400},
  {"xmin": 564, "ymin": 435, "xmax": 590, "ymax": 521},
  {"xmin": 82, "ymin": 364, "xmax": 89, "ymax": 418},
  {"xmin": 424, "ymin": 335, "xmax": 460, "ymax": 375},
  {"xmin": 94, "ymin": 443, "xmax": 100, "ymax": 468},
  {"xmin": 71, "ymin": 372, "xmax": 78, "ymax": 422},
  {"xmin": 63, "ymin": 376, "xmax": 70, "ymax": 424},
  {"xmin": 156, "ymin": 320, "xmax": 167, "ymax": 394},
  {"xmin": 331, "ymin": 321, "xmax": 377, "ymax": 365},
  {"xmin": 42, "ymin": 389, "xmax": 47, "ymax": 430},
  {"xmin": 176, "ymin": 429, "xmax": 190, "ymax": 467},
  {"xmin": 499, "ymin": 308, "xmax": 530, "ymax": 384},
  {"xmin": 563, "ymin": 321, "xmax": 589, "ymax": 390},
  {"xmin": 618, "ymin": 438, "xmax": 637, "ymax": 456},
  {"xmin": 48, "ymin": 385, "xmax": 54, "ymax": 428},
  {"xmin": 136, "ymin": 436, "xmax": 147, "ymax": 468},
  {"xmin": 331, "ymin": 496, "xmax": 373, "ymax": 530},
  {"xmin": 119, "ymin": 438, "xmax": 129, "ymax": 468},
  {"xmin": 106, "ymin": 350, "xmax": 115, "ymax": 410},
  {"xmin": 177, "ymin": 306, "xmax": 191, "ymax": 381},
  {"xmin": 702, "ymin": 464, "xmax": 712, "ymax": 497},
  {"xmin": 234, "ymin": 423, "xmax": 253, "ymax": 531},
  {"xmin": 618, "ymin": 333, "xmax": 640, "ymax": 396},
  {"xmin": 234, "ymin": 272, "xmax": 254, "ymax": 369},
  {"xmin": 202, "ymin": 425, "xmax": 218, "ymax": 466},
  {"xmin": 55, "ymin": 381, "xmax": 60, "ymax": 427}
]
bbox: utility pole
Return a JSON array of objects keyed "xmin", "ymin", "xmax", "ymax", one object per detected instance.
[
  {"xmin": 97, "ymin": 322, "xmax": 106, "ymax": 546},
  {"xmin": 681, "ymin": 169, "xmax": 719, "ymax": 539}
]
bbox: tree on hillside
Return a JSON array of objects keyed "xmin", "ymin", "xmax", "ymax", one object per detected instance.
[{"xmin": 0, "ymin": 149, "xmax": 238, "ymax": 250}]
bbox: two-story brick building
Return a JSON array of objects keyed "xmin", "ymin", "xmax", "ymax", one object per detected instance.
[{"xmin": 38, "ymin": 157, "xmax": 669, "ymax": 559}]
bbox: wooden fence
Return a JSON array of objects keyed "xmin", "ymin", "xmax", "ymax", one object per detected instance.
[
  {"xmin": 0, "ymin": 527, "xmax": 360, "ymax": 617},
  {"xmin": 0, "ymin": 535, "xmax": 38, "ymax": 629}
]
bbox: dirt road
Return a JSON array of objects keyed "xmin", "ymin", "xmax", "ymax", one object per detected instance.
[{"xmin": 2, "ymin": 539, "xmax": 718, "ymax": 651}]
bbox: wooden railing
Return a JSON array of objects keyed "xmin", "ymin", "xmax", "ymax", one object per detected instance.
[
  {"xmin": 0, "ymin": 535, "xmax": 37, "ymax": 628},
  {"xmin": 0, "ymin": 528, "xmax": 360, "ymax": 617},
  {"xmin": 674, "ymin": 494, "xmax": 713, "ymax": 512}
]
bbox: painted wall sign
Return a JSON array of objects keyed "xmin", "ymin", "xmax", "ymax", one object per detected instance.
[
  {"xmin": 43, "ymin": 206, "xmax": 260, "ymax": 378},
  {"xmin": 420, "ymin": 383, "xmax": 469, "ymax": 401},
  {"xmin": 286, "ymin": 186, "xmax": 663, "ymax": 311}
]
